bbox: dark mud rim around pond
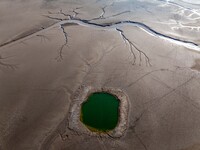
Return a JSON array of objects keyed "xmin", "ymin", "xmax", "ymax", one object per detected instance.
[{"xmin": 68, "ymin": 85, "xmax": 129, "ymax": 138}]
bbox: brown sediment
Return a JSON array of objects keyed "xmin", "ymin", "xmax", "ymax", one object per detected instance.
[
  {"xmin": 191, "ymin": 59, "xmax": 200, "ymax": 72},
  {"xmin": 180, "ymin": 143, "xmax": 200, "ymax": 150}
]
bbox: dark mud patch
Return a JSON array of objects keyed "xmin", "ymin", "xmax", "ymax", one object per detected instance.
[{"xmin": 191, "ymin": 59, "xmax": 200, "ymax": 72}]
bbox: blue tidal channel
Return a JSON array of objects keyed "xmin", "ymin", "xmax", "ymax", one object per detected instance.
[{"xmin": 81, "ymin": 92, "xmax": 119, "ymax": 132}]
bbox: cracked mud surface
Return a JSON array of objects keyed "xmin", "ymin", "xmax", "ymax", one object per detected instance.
[{"xmin": 0, "ymin": 0, "xmax": 200, "ymax": 150}]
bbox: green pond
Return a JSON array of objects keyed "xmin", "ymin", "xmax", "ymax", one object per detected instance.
[{"xmin": 80, "ymin": 92, "xmax": 120, "ymax": 132}]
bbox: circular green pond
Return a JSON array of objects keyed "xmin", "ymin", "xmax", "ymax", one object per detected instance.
[{"xmin": 80, "ymin": 92, "xmax": 120, "ymax": 132}]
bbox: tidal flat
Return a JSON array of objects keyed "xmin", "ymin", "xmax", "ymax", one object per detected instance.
[{"xmin": 0, "ymin": 0, "xmax": 200, "ymax": 150}]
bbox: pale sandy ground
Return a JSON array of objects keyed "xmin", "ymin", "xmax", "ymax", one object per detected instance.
[{"xmin": 0, "ymin": 0, "xmax": 200, "ymax": 150}]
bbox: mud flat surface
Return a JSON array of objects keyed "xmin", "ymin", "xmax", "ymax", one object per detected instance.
[{"xmin": 0, "ymin": 0, "xmax": 200, "ymax": 150}]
